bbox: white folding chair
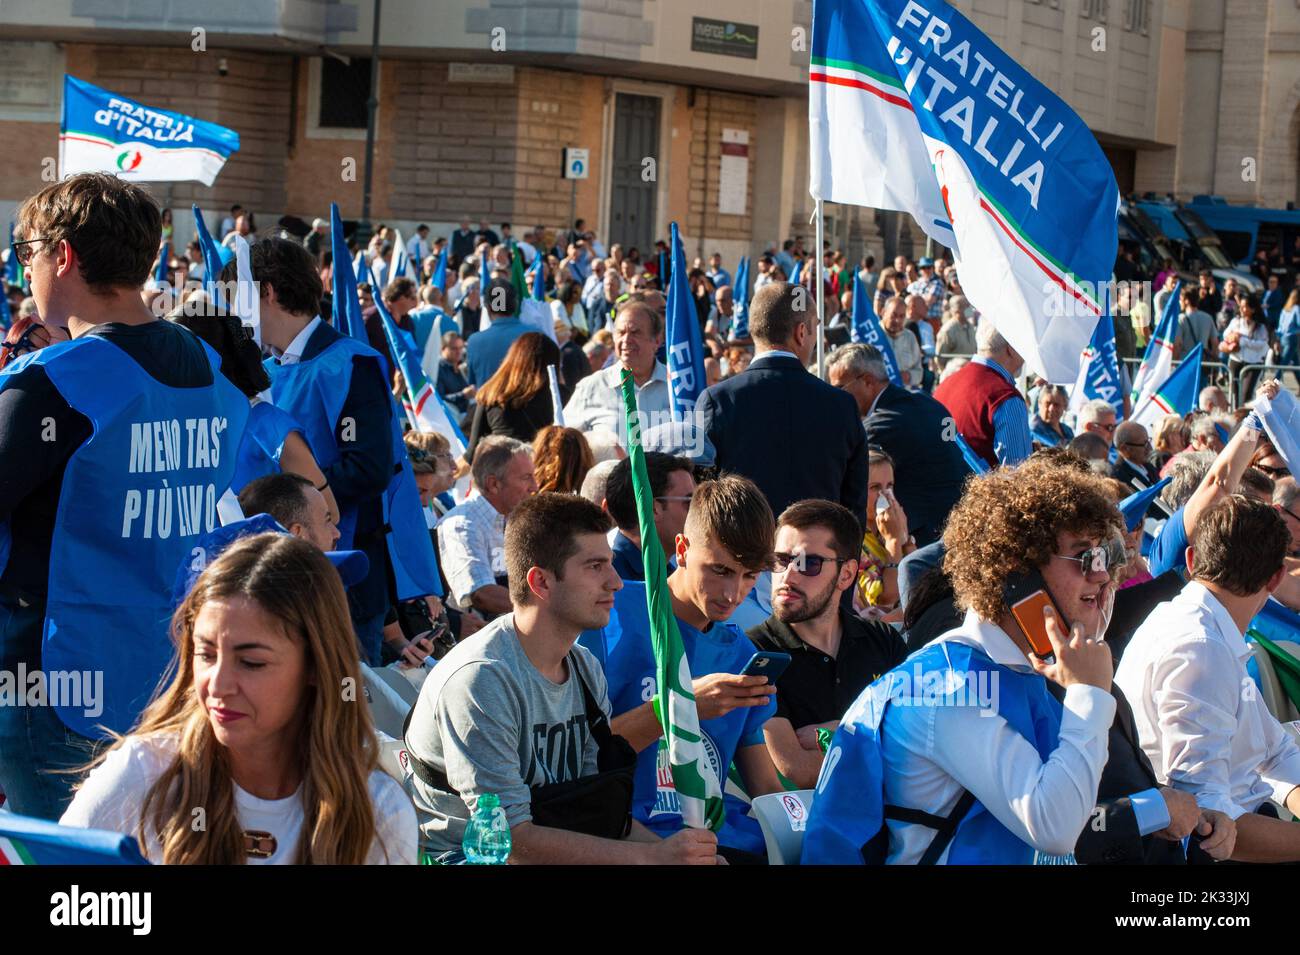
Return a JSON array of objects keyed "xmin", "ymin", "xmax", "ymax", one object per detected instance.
[
  {"xmin": 376, "ymin": 736, "xmax": 411, "ymax": 786},
  {"xmin": 751, "ymin": 790, "xmax": 816, "ymax": 865},
  {"xmin": 360, "ymin": 663, "xmax": 414, "ymax": 740}
]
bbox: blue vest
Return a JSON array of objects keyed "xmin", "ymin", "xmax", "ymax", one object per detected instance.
[
  {"xmin": 0, "ymin": 335, "xmax": 249, "ymax": 737},
  {"xmin": 802, "ymin": 640, "xmax": 1062, "ymax": 865},
  {"xmin": 264, "ymin": 335, "xmax": 441, "ymax": 599},
  {"xmin": 230, "ymin": 400, "xmax": 302, "ymax": 493}
]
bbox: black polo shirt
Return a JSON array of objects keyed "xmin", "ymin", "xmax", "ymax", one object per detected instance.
[{"xmin": 746, "ymin": 609, "xmax": 907, "ymax": 729}]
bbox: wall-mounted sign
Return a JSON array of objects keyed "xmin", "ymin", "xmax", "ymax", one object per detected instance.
[
  {"xmin": 563, "ymin": 147, "xmax": 589, "ymax": 180},
  {"xmin": 719, "ymin": 128, "xmax": 749, "ymax": 215},
  {"xmin": 691, "ymin": 18, "xmax": 759, "ymax": 59},
  {"xmin": 447, "ymin": 63, "xmax": 515, "ymax": 84}
]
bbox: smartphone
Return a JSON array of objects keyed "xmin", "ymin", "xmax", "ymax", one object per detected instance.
[
  {"xmin": 740, "ymin": 651, "xmax": 792, "ymax": 683},
  {"xmin": 1003, "ymin": 568, "xmax": 1063, "ymax": 665}
]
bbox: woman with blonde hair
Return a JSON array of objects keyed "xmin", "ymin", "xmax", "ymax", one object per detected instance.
[
  {"xmin": 62, "ymin": 533, "xmax": 416, "ymax": 864},
  {"xmin": 532, "ymin": 425, "xmax": 594, "ymax": 495},
  {"xmin": 1152, "ymin": 413, "xmax": 1188, "ymax": 472},
  {"xmin": 404, "ymin": 429, "xmax": 459, "ymax": 521}
]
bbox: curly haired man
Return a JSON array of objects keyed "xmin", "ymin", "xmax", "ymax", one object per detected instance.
[{"xmin": 804, "ymin": 460, "xmax": 1230, "ymax": 864}]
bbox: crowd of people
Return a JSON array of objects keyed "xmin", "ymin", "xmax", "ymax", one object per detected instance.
[{"xmin": 4, "ymin": 173, "xmax": 1300, "ymax": 867}]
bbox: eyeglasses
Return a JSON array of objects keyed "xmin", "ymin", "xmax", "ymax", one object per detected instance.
[
  {"xmin": 773, "ymin": 551, "xmax": 848, "ymax": 577},
  {"xmin": 1094, "ymin": 422, "xmax": 1118, "ymax": 433},
  {"xmin": 1257, "ymin": 463, "xmax": 1292, "ymax": 479},
  {"xmin": 1051, "ymin": 538, "xmax": 1127, "ymax": 577},
  {"xmin": 1119, "ymin": 438, "xmax": 1152, "ymax": 449},
  {"xmin": 1279, "ymin": 505, "xmax": 1300, "ymax": 524},
  {"xmin": 654, "ymin": 496, "xmax": 693, "ymax": 504},
  {"xmin": 12, "ymin": 237, "xmax": 51, "ymax": 266},
  {"xmin": 1, "ymin": 323, "xmax": 46, "ymax": 361}
]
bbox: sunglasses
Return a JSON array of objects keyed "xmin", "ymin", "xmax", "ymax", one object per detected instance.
[
  {"xmin": 12, "ymin": 237, "xmax": 52, "ymax": 266},
  {"xmin": 1, "ymin": 323, "xmax": 54, "ymax": 359},
  {"xmin": 773, "ymin": 551, "xmax": 848, "ymax": 577},
  {"xmin": 1051, "ymin": 538, "xmax": 1127, "ymax": 577},
  {"xmin": 1257, "ymin": 463, "xmax": 1292, "ymax": 479}
]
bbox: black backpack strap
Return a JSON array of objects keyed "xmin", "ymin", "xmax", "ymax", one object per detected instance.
[
  {"xmin": 882, "ymin": 790, "xmax": 978, "ymax": 866},
  {"xmin": 569, "ymin": 654, "xmax": 614, "ymax": 750}
]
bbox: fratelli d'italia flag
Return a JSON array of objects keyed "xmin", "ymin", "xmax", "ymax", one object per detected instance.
[
  {"xmin": 60, "ymin": 76, "xmax": 240, "ymax": 186},
  {"xmin": 620, "ymin": 370, "xmax": 724, "ymax": 832},
  {"xmin": 1131, "ymin": 344, "xmax": 1202, "ymax": 432},
  {"xmin": 810, "ymin": 0, "xmax": 1119, "ymax": 383}
]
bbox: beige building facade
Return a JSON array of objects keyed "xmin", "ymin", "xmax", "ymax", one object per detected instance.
[{"xmin": 0, "ymin": 0, "xmax": 1295, "ymax": 267}]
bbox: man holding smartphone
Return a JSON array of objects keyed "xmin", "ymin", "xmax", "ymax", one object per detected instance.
[
  {"xmin": 579, "ymin": 475, "xmax": 784, "ymax": 862},
  {"xmin": 748, "ymin": 500, "xmax": 907, "ymax": 789},
  {"xmin": 805, "ymin": 461, "xmax": 1234, "ymax": 864}
]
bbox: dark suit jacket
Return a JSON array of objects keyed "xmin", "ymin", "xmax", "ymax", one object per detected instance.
[
  {"xmin": 1111, "ymin": 455, "xmax": 1158, "ymax": 493},
  {"xmin": 1047, "ymin": 681, "xmax": 1186, "ymax": 865},
  {"xmin": 698, "ymin": 354, "xmax": 868, "ymax": 528},
  {"xmin": 301, "ymin": 321, "xmax": 395, "ymax": 621},
  {"xmin": 865, "ymin": 385, "xmax": 968, "ymax": 547}
]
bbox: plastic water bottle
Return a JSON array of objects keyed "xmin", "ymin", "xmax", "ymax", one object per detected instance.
[{"xmin": 462, "ymin": 793, "xmax": 511, "ymax": 864}]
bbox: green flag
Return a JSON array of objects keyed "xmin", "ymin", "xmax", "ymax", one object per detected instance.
[
  {"xmin": 510, "ymin": 248, "xmax": 528, "ymax": 310},
  {"xmin": 619, "ymin": 369, "xmax": 725, "ymax": 832}
]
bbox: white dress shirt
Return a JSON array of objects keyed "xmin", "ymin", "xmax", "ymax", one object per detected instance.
[
  {"xmin": 271, "ymin": 316, "xmax": 322, "ymax": 365},
  {"xmin": 1115, "ymin": 583, "xmax": 1300, "ymax": 819},
  {"xmin": 879, "ymin": 611, "xmax": 1115, "ymax": 863},
  {"xmin": 563, "ymin": 361, "xmax": 671, "ymax": 440},
  {"xmin": 435, "ymin": 494, "xmax": 507, "ymax": 608}
]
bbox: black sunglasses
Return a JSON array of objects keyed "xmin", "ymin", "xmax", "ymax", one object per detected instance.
[
  {"xmin": 773, "ymin": 551, "xmax": 849, "ymax": 577},
  {"xmin": 1257, "ymin": 463, "xmax": 1292, "ymax": 479},
  {"xmin": 12, "ymin": 237, "xmax": 52, "ymax": 266}
]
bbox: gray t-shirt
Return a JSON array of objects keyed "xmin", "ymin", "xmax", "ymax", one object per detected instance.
[{"xmin": 405, "ymin": 613, "xmax": 610, "ymax": 851}]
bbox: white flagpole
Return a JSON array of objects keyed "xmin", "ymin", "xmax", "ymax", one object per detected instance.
[{"xmin": 815, "ymin": 198, "xmax": 826, "ymax": 380}]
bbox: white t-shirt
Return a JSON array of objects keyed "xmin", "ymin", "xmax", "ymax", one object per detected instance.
[{"xmin": 61, "ymin": 734, "xmax": 417, "ymax": 864}]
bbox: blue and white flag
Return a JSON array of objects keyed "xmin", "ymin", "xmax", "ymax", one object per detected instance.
[
  {"xmin": 532, "ymin": 257, "xmax": 546, "ymax": 301},
  {"xmin": 330, "ymin": 203, "xmax": 368, "ymax": 345},
  {"xmin": 810, "ymin": 0, "xmax": 1119, "ymax": 382},
  {"xmin": 6, "ymin": 223, "xmax": 22, "ymax": 289},
  {"xmin": 60, "ymin": 76, "xmax": 239, "ymax": 186},
  {"xmin": 389, "ymin": 228, "xmax": 408, "ymax": 281},
  {"xmin": 1130, "ymin": 281, "xmax": 1181, "ymax": 406},
  {"xmin": 1119, "ymin": 477, "xmax": 1170, "ymax": 532},
  {"xmin": 1132, "ymin": 344, "xmax": 1202, "ymax": 432},
  {"xmin": 430, "ymin": 247, "xmax": 448, "ymax": 292},
  {"xmin": 191, "ymin": 204, "xmax": 228, "ymax": 305},
  {"xmin": 953, "ymin": 430, "xmax": 990, "ymax": 475},
  {"xmin": 665, "ymin": 221, "xmax": 708, "ymax": 422},
  {"xmin": 732, "ymin": 256, "xmax": 750, "ymax": 339},
  {"xmin": 1068, "ymin": 290, "xmax": 1124, "ymax": 420},
  {"xmin": 374, "ymin": 294, "xmax": 466, "ymax": 458},
  {"xmin": 152, "ymin": 239, "xmax": 168, "ymax": 287},
  {"xmin": 851, "ymin": 269, "xmax": 904, "ymax": 386},
  {"xmin": 1256, "ymin": 387, "xmax": 1300, "ymax": 475}
]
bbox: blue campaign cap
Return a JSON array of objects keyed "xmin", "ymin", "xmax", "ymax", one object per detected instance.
[
  {"xmin": 1119, "ymin": 477, "xmax": 1172, "ymax": 532},
  {"xmin": 171, "ymin": 512, "xmax": 370, "ymax": 605},
  {"xmin": 324, "ymin": 548, "xmax": 369, "ymax": 588}
]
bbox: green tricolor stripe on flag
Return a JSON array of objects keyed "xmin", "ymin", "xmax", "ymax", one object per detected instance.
[
  {"xmin": 619, "ymin": 369, "xmax": 724, "ymax": 832},
  {"xmin": 0, "ymin": 836, "xmax": 37, "ymax": 865}
]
